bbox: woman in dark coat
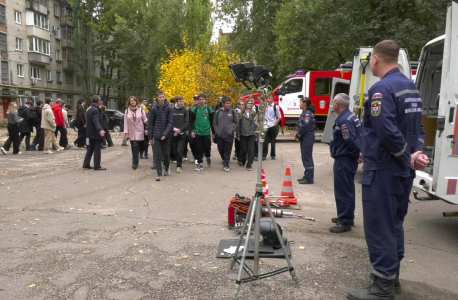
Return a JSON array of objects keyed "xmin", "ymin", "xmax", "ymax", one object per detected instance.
[
  {"xmin": 1, "ymin": 102, "xmax": 22, "ymax": 155},
  {"xmin": 295, "ymin": 97, "xmax": 316, "ymax": 184}
]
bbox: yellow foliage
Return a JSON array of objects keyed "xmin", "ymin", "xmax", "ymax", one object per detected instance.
[{"xmin": 159, "ymin": 45, "xmax": 241, "ymax": 107}]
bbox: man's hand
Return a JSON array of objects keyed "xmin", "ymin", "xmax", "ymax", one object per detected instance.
[
  {"xmin": 149, "ymin": 139, "xmax": 154, "ymax": 145},
  {"xmin": 294, "ymin": 135, "xmax": 299, "ymax": 142},
  {"xmin": 100, "ymin": 130, "xmax": 105, "ymax": 137},
  {"xmin": 125, "ymin": 133, "xmax": 129, "ymax": 140},
  {"xmin": 212, "ymin": 135, "xmax": 215, "ymax": 140},
  {"xmin": 357, "ymin": 153, "xmax": 363, "ymax": 164},
  {"xmin": 84, "ymin": 125, "xmax": 86, "ymax": 128},
  {"xmin": 191, "ymin": 132, "xmax": 195, "ymax": 138},
  {"xmin": 411, "ymin": 151, "xmax": 429, "ymax": 171},
  {"xmin": 161, "ymin": 136, "xmax": 166, "ymax": 140}
]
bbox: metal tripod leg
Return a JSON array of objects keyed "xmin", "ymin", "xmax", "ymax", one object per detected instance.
[
  {"xmin": 230, "ymin": 193, "xmax": 255, "ymax": 270},
  {"xmin": 264, "ymin": 198, "xmax": 299, "ymax": 284}
]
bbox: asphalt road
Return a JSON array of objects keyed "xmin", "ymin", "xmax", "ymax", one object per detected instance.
[{"xmin": 0, "ymin": 136, "xmax": 457, "ymax": 300}]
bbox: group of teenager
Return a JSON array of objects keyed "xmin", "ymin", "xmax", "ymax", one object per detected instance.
[{"xmin": 121, "ymin": 90, "xmax": 283, "ymax": 181}]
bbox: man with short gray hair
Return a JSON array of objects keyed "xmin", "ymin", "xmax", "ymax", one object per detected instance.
[{"xmin": 329, "ymin": 93, "xmax": 361, "ymax": 234}]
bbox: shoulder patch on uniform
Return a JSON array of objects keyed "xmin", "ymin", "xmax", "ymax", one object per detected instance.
[
  {"xmin": 304, "ymin": 116, "xmax": 310, "ymax": 124},
  {"xmin": 341, "ymin": 124, "xmax": 350, "ymax": 140},
  {"xmin": 372, "ymin": 93, "xmax": 383, "ymax": 100},
  {"xmin": 371, "ymin": 101, "xmax": 382, "ymax": 117}
]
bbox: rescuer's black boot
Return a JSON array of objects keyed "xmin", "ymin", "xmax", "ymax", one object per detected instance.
[
  {"xmin": 394, "ymin": 264, "xmax": 401, "ymax": 294},
  {"xmin": 347, "ymin": 274, "xmax": 395, "ymax": 300}
]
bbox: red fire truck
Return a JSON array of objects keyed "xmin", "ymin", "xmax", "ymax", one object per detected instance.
[{"xmin": 239, "ymin": 65, "xmax": 352, "ymax": 129}]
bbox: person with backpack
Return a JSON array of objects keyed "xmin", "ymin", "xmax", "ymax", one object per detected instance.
[
  {"xmin": 101, "ymin": 105, "xmax": 114, "ymax": 148},
  {"xmin": 237, "ymin": 98, "xmax": 257, "ymax": 171},
  {"xmin": 31, "ymin": 100, "xmax": 44, "ymax": 151},
  {"xmin": 171, "ymin": 95, "xmax": 189, "ymax": 173},
  {"xmin": 52, "ymin": 99, "xmax": 68, "ymax": 149},
  {"xmin": 124, "ymin": 96, "xmax": 148, "ymax": 170},
  {"xmin": 261, "ymin": 93, "xmax": 282, "ymax": 160},
  {"xmin": 18, "ymin": 100, "xmax": 34, "ymax": 151},
  {"xmin": 213, "ymin": 96, "xmax": 239, "ymax": 172},
  {"xmin": 74, "ymin": 98, "xmax": 87, "ymax": 149},
  {"xmin": 148, "ymin": 90, "xmax": 173, "ymax": 181},
  {"xmin": 189, "ymin": 93, "xmax": 214, "ymax": 171}
]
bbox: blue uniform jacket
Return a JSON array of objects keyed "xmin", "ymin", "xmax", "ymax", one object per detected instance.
[
  {"xmin": 362, "ymin": 68, "xmax": 425, "ymax": 174},
  {"xmin": 330, "ymin": 108, "xmax": 361, "ymax": 160},
  {"xmin": 295, "ymin": 109, "xmax": 315, "ymax": 140}
]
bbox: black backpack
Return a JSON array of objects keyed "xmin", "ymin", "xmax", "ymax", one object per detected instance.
[{"xmin": 29, "ymin": 108, "xmax": 39, "ymax": 126}]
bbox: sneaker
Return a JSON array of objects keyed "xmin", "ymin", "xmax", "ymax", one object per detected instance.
[
  {"xmin": 246, "ymin": 166, "xmax": 252, "ymax": 171},
  {"xmin": 206, "ymin": 157, "xmax": 211, "ymax": 167},
  {"xmin": 164, "ymin": 166, "xmax": 170, "ymax": 176},
  {"xmin": 151, "ymin": 162, "xmax": 156, "ymax": 169},
  {"xmin": 57, "ymin": 147, "xmax": 64, "ymax": 152},
  {"xmin": 176, "ymin": 167, "xmax": 182, "ymax": 173},
  {"xmin": 254, "ymin": 157, "xmax": 258, "ymax": 161},
  {"xmin": 330, "ymin": 223, "xmax": 352, "ymax": 233},
  {"xmin": 14, "ymin": 152, "xmax": 22, "ymax": 155},
  {"xmin": 43, "ymin": 150, "xmax": 53, "ymax": 154},
  {"xmin": 65, "ymin": 144, "xmax": 72, "ymax": 150},
  {"xmin": 224, "ymin": 167, "xmax": 230, "ymax": 172},
  {"xmin": 194, "ymin": 159, "xmax": 198, "ymax": 165},
  {"xmin": 232, "ymin": 154, "xmax": 237, "ymax": 160},
  {"xmin": 139, "ymin": 154, "xmax": 144, "ymax": 159},
  {"xmin": 195, "ymin": 163, "xmax": 203, "ymax": 171},
  {"xmin": 183, "ymin": 157, "xmax": 187, "ymax": 161},
  {"xmin": 122, "ymin": 143, "xmax": 128, "ymax": 147},
  {"xmin": 172, "ymin": 160, "xmax": 177, "ymax": 164},
  {"xmin": 238, "ymin": 161, "xmax": 243, "ymax": 166},
  {"xmin": 262, "ymin": 157, "xmax": 266, "ymax": 161},
  {"xmin": 1, "ymin": 147, "xmax": 7, "ymax": 155},
  {"xmin": 156, "ymin": 175, "xmax": 163, "ymax": 181},
  {"xmin": 271, "ymin": 156, "xmax": 276, "ymax": 160}
]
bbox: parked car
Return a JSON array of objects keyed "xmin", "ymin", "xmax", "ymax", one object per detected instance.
[
  {"xmin": 107, "ymin": 109, "xmax": 124, "ymax": 132},
  {"xmin": 69, "ymin": 109, "xmax": 124, "ymax": 133}
]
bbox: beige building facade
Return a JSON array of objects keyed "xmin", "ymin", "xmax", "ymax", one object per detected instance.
[{"xmin": 0, "ymin": 0, "xmax": 81, "ymax": 124}]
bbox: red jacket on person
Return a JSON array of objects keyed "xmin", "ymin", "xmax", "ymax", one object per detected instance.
[{"xmin": 52, "ymin": 104, "xmax": 65, "ymax": 127}]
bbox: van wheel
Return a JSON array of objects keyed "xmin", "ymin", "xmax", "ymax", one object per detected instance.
[{"xmin": 113, "ymin": 125, "xmax": 121, "ymax": 133}]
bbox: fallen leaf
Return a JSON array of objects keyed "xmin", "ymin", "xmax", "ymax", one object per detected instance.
[
  {"xmin": 83, "ymin": 250, "xmax": 91, "ymax": 254},
  {"xmin": 160, "ymin": 228, "xmax": 165, "ymax": 230},
  {"xmin": 28, "ymin": 284, "xmax": 36, "ymax": 288},
  {"xmin": 174, "ymin": 264, "xmax": 182, "ymax": 266},
  {"xmin": 259, "ymin": 261, "xmax": 264, "ymax": 265},
  {"xmin": 158, "ymin": 272, "xmax": 166, "ymax": 276},
  {"xmin": 299, "ymin": 246, "xmax": 305, "ymax": 250},
  {"xmin": 133, "ymin": 243, "xmax": 139, "ymax": 246},
  {"xmin": 182, "ymin": 255, "xmax": 189, "ymax": 259},
  {"xmin": 193, "ymin": 253, "xmax": 200, "ymax": 256},
  {"xmin": 114, "ymin": 232, "xmax": 121, "ymax": 236}
]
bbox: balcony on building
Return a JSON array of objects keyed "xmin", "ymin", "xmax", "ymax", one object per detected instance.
[
  {"xmin": 61, "ymin": 39, "xmax": 74, "ymax": 49},
  {"xmin": 28, "ymin": 52, "xmax": 51, "ymax": 65},
  {"xmin": 62, "ymin": 60, "xmax": 79, "ymax": 72},
  {"xmin": 26, "ymin": 0, "xmax": 49, "ymax": 15},
  {"xmin": 60, "ymin": 15, "xmax": 73, "ymax": 27}
]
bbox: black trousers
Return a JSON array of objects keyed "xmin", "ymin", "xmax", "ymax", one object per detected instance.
[
  {"xmin": 102, "ymin": 126, "xmax": 113, "ymax": 147},
  {"xmin": 153, "ymin": 138, "xmax": 170, "ymax": 175},
  {"xmin": 217, "ymin": 137, "xmax": 234, "ymax": 168},
  {"xmin": 54, "ymin": 125, "xmax": 68, "ymax": 147},
  {"xmin": 74, "ymin": 126, "xmax": 86, "ymax": 147},
  {"xmin": 263, "ymin": 125, "xmax": 279, "ymax": 158},
  {"xmin": 189, "ymin": 135, "xmax": 197, "ymax": 158},
  {"xmin": 130, "ymin": 140, "xmax": 141, "ymax": 167},
  {"xmin": 234, "ymin": 137, "xmax": 241, "ymax": 161},
  {"xmin": 139, "ymin": 134, "xmax": 149, "ymax": 156},
  {"xmin": 194, "ymin": 134, "xmax": 212, "ymax": 163},
  {"xmin": 240, "ymin": 135, "xmax": 255, "ymax": 167},
  {"xmin": 83, "ymin": 138, "xmax": 103, "ymax": 168},
  {"xmin": 183, "ymin": 137, "xmax": 189, "ymax": 158},
  {"xmin": 32, "ymin": 127, "xmax": 44, "ymax": 150},
  {"xmin": 4, "ymin": 124, "xmax": 20, "ymax": 154},
  {"xmin": 19, "ymin": 132, "xmax": 31, "ymax": 149},
  {"xmin": 172, "ymin": 134, "xmax": 187, "ymax": 167}
]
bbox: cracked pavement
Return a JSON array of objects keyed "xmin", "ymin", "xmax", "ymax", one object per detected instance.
[{"xmin": 0, "ymin": 137, "xmax": 457, "ymax": 300}]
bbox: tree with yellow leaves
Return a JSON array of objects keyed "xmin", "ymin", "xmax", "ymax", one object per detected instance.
[{"xmin": 159, "ymin": 44, "xmax": 241, "ymax": 107}]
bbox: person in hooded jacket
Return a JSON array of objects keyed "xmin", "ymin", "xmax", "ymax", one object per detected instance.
[
  {"xmin": 52, "ymin": 99, "xmax": 68, "ymax": 148},
  {"xmin": 1, "ymin": 102, "xmax": 22, "ymax": 155},
  {"xmin": 18, "ymin": 100, "xmax": 33, "ymax": 150},
  {"xmin": 148, "ymin": 90, "xmax": 173, "ymax": 181},
  {"xmin": 171, "ymin": 95, "xmax": 189, "ymax": 173},
  {"xmin": 31, "ymin": 100, "xmax": 44, "ymax": 151},
  {"xmin": 42, "ymin": 99, "xmax": 62, "ymax": 154},
  {"xmin": 295, "ymin": 96, "xmax": 316, "ymax": 184},
  {"xmin": 237, "ymin": 98, "xmax": 257, "ymax": 171}
]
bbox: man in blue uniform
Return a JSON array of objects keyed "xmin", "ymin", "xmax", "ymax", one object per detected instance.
[
  {"xmin": 347, "ymin": 41, "xmax": 429, "ymax": 300},
  {"xmin": 329, "ymin": 93, "xmax": 361, "ymax": 234}
]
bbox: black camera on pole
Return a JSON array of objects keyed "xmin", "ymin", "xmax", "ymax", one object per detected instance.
[{"xmin": 229, "ymin": 63, "xmax": 272, "ymax": 90}]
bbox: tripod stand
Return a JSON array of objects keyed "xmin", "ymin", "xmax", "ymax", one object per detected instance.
[{"xmin": 229, "ymin": 91, "xmax": 298, "ymax": 299}]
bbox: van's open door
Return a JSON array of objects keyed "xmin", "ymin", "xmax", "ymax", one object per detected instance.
[
  {"xmin": 322, "ymin": 78, "xmax": 350, "ymax": 144},
  {"xmin": 413, "ymin": 2, "xmax": 458, "ymax": 204}
]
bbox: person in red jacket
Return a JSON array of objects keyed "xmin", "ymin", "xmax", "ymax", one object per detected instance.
[{"xmin": 52, "ymin": 99, "xmax": 69, "ymax": 149}]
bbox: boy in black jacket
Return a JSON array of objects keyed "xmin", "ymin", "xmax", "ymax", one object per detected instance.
[{"xmin": 171, "ymin": 95, "xmax": 189, "ymax": 172}]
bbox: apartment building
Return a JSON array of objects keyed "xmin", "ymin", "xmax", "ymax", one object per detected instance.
[{"xmin": 0, "ymin": 0, "xmax": 81, "ymax": 124}]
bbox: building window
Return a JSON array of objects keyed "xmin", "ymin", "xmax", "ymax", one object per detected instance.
[
  {"xmin": 54, "ymin": 4, "xmax": 60, "ymax": 17},
  {"xmin": 15, "ymin": 38, "xmax": 23, "ymax": 51},
  {"xmin": 30, "ymin": 67, "xmax": 41, "ymax": 79},
  {"xmin": 18, "ymin": 90, "xmax": 27, "ymax": 106},
  {"xmin": 46, "ymin": 70, "xmax": 52, "ymax": 81},
  {"xmin": 55, "ymin": 49, "xmax": 61, "ymax": 61},
  {"xmin": 56, "ymin": 93, "xmax": 63, "ymax": 100},
  {"xmin": 0, "ymin": 5, "xmax": 6, "ymax": 27},
  {"xmin": 56, "ymin": 71, "xmax": 62, "ymax": 83},
  {"xmin": 0, "ymin": 33, "xmax": 7, "ymax": 56},
  {"xmin": 33, "ymin": 13, "xmax": 49, "ymax": 30},
  {"xmin": 17, "ymin": 64, "xmax": 24, "ymax": 77},
  {"xmin": 61, "ymin": 7, "xmax": 73, "ymax": 18},
  {"xmin": 76, "ymin": 74, "xmax": 81, "ymax": 85},
  {"xmin": 61, "ymin": 26, "xmax": 73, "ymax": 40},
  {"xmin": 1, "ymin": 61, "xmax": 8, "ymax": 83},
  {"xmin": 45, "ymin": 92, "xmax": 52, "ymax": 101},
  {"xmin": 14, "ymin": 11, "xmax": 22, "ymax": 24},
  {"xmin": 28, "ymin": 37, "xmax": 50, "ymax": 55},
  {"xmin": 65, "ymin": 72, "xmax": 73, "ymax": 84},
  {"xmin": 67, "ymin": 95, "xmax": 73, "ymax": 108}
]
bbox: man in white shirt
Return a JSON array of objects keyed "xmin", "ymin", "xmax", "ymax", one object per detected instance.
[{"xmin": 261, "ymin": 94, "xmax": 281, "ymax": 160}]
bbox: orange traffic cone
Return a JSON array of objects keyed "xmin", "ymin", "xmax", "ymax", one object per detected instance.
[{"xmin": 278, "ymin": 167, "xmax": 298, "ymax": 205}]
